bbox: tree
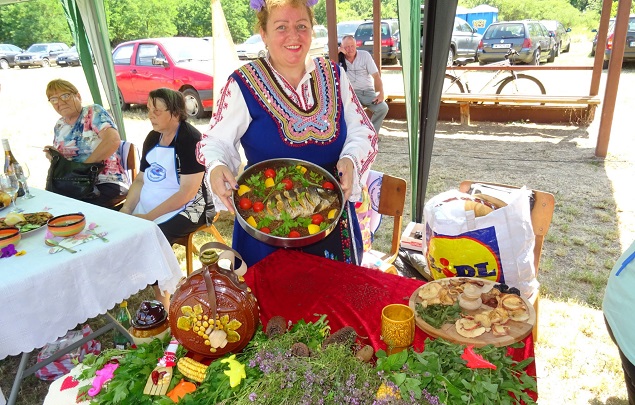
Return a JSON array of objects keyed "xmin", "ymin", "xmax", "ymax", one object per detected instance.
[
  {"xmin": 105, "ymin": 0, "xmax": 177, "ymax": 46},
  {"xmin": 175, "ymin": 1, "xmax": 212, "ymax": 37},
  {"xmin": 0, "ymin": 0, "xmax": 72, "ymax": 48}
]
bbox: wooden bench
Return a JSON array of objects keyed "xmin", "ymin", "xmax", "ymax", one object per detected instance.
[{"xmin": 385, "ymin": 94, "xmax": 601, "ymax": 125}]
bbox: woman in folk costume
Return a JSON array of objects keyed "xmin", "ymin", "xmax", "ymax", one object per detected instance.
[{"xmin": 197, "ymin": 0, "xmax": 378, "ymax": 267}]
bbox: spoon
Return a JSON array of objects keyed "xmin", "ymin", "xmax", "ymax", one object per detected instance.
[{"xmin": 46, "ymin": 239, "xmax": 77, "ymax": 254}]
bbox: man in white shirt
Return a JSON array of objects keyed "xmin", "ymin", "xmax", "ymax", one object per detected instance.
[{"xmin": 339, "ymin": 35, "xmax": 388, "ymax": 135}]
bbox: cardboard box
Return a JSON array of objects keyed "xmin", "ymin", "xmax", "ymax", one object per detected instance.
[{"xmin": 400, "ymin": 222, "xmax": 424, "ymax": 252}]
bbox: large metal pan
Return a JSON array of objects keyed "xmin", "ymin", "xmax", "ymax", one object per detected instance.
[{"xmin": 232, "ymin": 158, "xmax": 344, "ymax": 248}]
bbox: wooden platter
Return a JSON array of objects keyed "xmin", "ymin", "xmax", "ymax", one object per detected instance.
[{"xmin": 408, "ymin": 278, "xmax": 536, "ymax": 347}]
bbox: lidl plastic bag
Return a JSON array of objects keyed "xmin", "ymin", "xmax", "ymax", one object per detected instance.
[
  {"xmin": 35, "ymin": 324, "xmax": 101, "ymax": 381},
  {"xmin": 423, "ymin": 188, "xmax": 538, "ymax": 298}
]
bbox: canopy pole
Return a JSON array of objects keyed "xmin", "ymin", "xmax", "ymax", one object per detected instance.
[{"xmin": 414, "ymin": 0, "xmax": 457, "ymax": 222}]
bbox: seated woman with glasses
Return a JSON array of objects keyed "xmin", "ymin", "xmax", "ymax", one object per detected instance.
[
  {"xmin": 44, "ymin": 79, "xmax": 129, "ymax": 208},
  {"xmin": 120, "ymin": 87, "xmax": 209, "ymax": 309}
]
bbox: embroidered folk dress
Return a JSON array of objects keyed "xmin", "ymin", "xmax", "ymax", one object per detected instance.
[{"xmin": 198, "ymin": 56, "xmax": 378, "ymax": 267}]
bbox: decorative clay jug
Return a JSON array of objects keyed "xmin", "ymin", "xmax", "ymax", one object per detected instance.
[{"xmin": 169, "ymin": 242, "xmax": 259, "ymax": 359}]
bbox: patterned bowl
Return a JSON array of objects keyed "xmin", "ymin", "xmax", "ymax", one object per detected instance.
[
  {"xmin": 0, "ymin": 227, "xmax": 21, "ymax": 248},
  {"xmin": 47, "ymin": 213, "xmax": 86, "ymax": 237}
]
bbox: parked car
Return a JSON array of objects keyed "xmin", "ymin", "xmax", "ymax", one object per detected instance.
[
  {"xmin": 56, "ymin": 46, "xmax": 80, "ymax": 67},
  {"xmin": 335, "ymin": 20, "xmax": 364, "ymax": 46},
  {"xmin": 541, "ymin": 20, "xmax": 571, "ymax": 56},
  {"xmin": 15, "ymin": 42, "xmax": 69, "ymax": 68},
  {"xmin": 0, "ymin": 44, "xmax": 24, "ymax": 69},
  {"xmin": 310, "ymin": 25, "xmax": 329, "ymax": 58},
  {"xmin": 236, "ymin": 34, "xmax": 267, "ymax": 60},
  {"xmin": 354, "ymin": 19, "xmax": 401, "ymax": 65},
  {"xmin": 447, "ymin": 16, "xmax": 483, "ymax": 65},
  {"xmin": 112, "ymin": 37, "xmax": 214, "ymax": 118},
  {"xmin": 477, "ymin": 20, "xmax": 555, "ymax": 65},
  {"xmin": 591, "ymin": 18, "xmax": 615, "ymax": 56},
  {"xmin": 603, "ymin": 15, "xmax": 635, "ymax": 68}
]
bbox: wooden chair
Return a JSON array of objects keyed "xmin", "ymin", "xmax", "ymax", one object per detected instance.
[
  {"xmin": 174, "ymin": 212, "xmax": 226, "ymax": 276},
  {"xmin": 118, "ymin": 141, "xmax": 138, "ymax": 183},
  {"xmin": 459, "ymin": 180, "xmax": 555, "ymax": 341},
  {"xmin": 364, "ymin": 174, "xmax": 408, "ymax": 274}
]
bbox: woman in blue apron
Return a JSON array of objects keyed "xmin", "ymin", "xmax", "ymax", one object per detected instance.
[{"xmin": 121, "ymin": 88, "xmax": 208, "ymax": 307}]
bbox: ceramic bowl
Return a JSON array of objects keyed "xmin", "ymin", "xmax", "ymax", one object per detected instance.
[
  {"xmin": 0, "ymin": 227, "xmax": 21, "ymax": 248},
  {"xmin": 47, "ymin": 213, "xmax": 86, "ymax": 237}
]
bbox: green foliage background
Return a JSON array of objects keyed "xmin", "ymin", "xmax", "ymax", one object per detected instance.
[{"xmin": 0, "ymin": 0, "xmax": 632, "ymax": 49}]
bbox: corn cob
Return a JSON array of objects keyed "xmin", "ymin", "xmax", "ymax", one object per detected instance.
[{"xmin": 177, "ymin": 357, "xmax": 208, "ymax": 383}]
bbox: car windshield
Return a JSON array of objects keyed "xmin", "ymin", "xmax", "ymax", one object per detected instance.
[
  {"xmin": 541, "ymin": 21, "xmax": 557, "ymax": 31},
  {"xmin": 484, "ymin": 23, "xmax": 525, "ymax": 40},
  {"xmin": 26, "ymin": 45, "xmax": 48, "ymax": 52},
  {"xmin": 162, "ymin": 39, "xmax": 213, "ymax": 63},
  {"xmin": 338, "ymin": 22, "xmax": 360, "ymax": 36},
  {"xmin": 244, "ymin": 35, "xmax": 262, "ymax": 45},
  {"xmin": 68, "ymin": 46, "xmax": 77, "ymax": 53}
]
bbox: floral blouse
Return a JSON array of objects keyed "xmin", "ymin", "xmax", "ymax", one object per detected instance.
[{"xmin": 53, "ymin": 104, "xmax": 128, "ymax": 187}]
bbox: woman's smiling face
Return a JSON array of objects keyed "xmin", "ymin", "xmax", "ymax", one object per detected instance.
[{"xmin": 260, "ymin": 4, "xmax": 313, "ymax": 70}]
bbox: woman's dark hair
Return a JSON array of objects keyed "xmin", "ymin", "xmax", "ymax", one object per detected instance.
[{"xmin": 148, "ymin": 88, "xmax": 188, "ymax": 121}]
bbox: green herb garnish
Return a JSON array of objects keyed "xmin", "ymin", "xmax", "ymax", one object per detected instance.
[{"xmin": 415, "ymin": 301, "xmax": 461, "ymax": 329}]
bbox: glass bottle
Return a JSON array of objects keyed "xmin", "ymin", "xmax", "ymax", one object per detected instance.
[
  {"xmin": 113, "ymin": 300, "xmax": 132, "ymax": 350},
  {"xmin": 2, "ymin": 139, "xmax": 25, "ymax": 197}
]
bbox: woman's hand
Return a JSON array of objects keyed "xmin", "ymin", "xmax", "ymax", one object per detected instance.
[
  {"xmin": 43, "ymin": 145, "xmax": 57, "ymax": 162},
  {"xmin": 210, "ymin": 165, "xmax": 238, "ymax": 213},
  {"xmin": 336, "ymin": 158, "xmax": 354, "ymax": 201}
]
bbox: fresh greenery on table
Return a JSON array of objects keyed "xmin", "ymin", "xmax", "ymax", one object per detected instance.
[
  {"xmin": 376, "ymin": 338, "xmax": 537, "ymax": 405},
  {"xmin": 77, "ymin": 316, "xmax": 536, "ymax": 405}
]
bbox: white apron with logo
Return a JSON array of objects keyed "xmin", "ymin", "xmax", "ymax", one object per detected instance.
[{"xmin": 133, "ymin": 134, "xmax": 189, "ymax": 224}]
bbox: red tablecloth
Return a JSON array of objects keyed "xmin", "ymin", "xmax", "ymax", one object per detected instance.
[{"xmin": 243, "ymin": 249, "xmax": 536, "ymax": 382}]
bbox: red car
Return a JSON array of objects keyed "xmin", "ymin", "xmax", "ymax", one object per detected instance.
[{"xmin": 112, "ymin": 37, "xmax": 214, "ymax": 118}]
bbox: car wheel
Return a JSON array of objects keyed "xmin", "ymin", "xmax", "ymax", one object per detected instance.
[
  {"xmin": 0, "ymin": 59, "xmax": 9, "ymax": 70},
  {"xmin": 547, "ymin": 48, "xmax": 555, "ymax": 63},
  {"xmin": 554, "ymin": 43, "xmax": 560, "ymax": 57},
  {"xmin": 564, "ymin": 41, "xmax": 571, "ymax": 53},
  {"xmin": 19, "ymin": 65, "xmax": 28, "ymax": 69},
  {"xmin": 183, "ymin": 88, "xmax": 205, "ymax": 119},
  {"xmin": 447, "ymin": 48, "xmax": 454, "ymax": 67},
  {"xmin": 42, "ymin": 58, "xmax": 50, "ymax": 68},
  {"xmin": 117, "ymin": 88, "xmax": 130, "ymax": 111},
  {"xmin": 530, "ymin": 49, "xmax": 540, "ymax": 65}
]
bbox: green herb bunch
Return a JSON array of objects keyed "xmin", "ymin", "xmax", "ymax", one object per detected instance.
[
  {"xmin": 415, "ymin": 302, "xmax": 461, "ymax": 329},
  {"xmin": 78, "ymin": 334, "xmax": 181, "ymax": 405},
  {"xmin": 376, "ymin": 338, "xmax": 537, "ymax": 405}
]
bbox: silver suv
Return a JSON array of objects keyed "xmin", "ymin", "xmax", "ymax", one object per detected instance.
[{"xmin": 15, "ymin": 42, "xmax": 69, "ymax": 68}]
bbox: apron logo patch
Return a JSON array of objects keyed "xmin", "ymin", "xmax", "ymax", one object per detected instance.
[{"xmin": 148, "ymin": 162, "xmax": 167, "ymax": 182}]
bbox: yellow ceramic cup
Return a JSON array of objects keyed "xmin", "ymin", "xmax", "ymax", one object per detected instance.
[{"xmin": 381, "ymin": 304, "xmax": 415, "ymax": 355}]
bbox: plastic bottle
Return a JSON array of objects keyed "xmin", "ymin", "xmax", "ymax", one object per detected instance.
[
  {"xmin": 113, "ymin": 300, "xmax": 132, "ymax": 350},
  {"xmin": 2, "ymin": 139, "xmax": 25, "ymax": 197}
]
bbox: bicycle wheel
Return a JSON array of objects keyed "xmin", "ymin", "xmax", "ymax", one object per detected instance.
[
  {"xmin": 496, "ymin": 74, "xmax": 545, "ymax": 97},
  {"xmin": 443, "ymin": 74, "xmax": 464, "ymax": 93}
]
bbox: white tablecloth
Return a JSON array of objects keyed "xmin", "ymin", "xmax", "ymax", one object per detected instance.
[{"xmin": 0, "ymin": 189, "xmax": 183, "ymax": 360}]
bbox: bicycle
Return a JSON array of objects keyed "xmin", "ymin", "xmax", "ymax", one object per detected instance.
[{"xmin": 443, "ymin": 49, "xmax": 546, "ymax": 97}]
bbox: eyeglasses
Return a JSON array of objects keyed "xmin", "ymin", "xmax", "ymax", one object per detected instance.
[
  {"xmin": 48, "ymin": 93, "xmax": 74, "ymax": 104},
  {"xmin": 148, "ymin": 108, "xmax": 168, "ymax": 116}
]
